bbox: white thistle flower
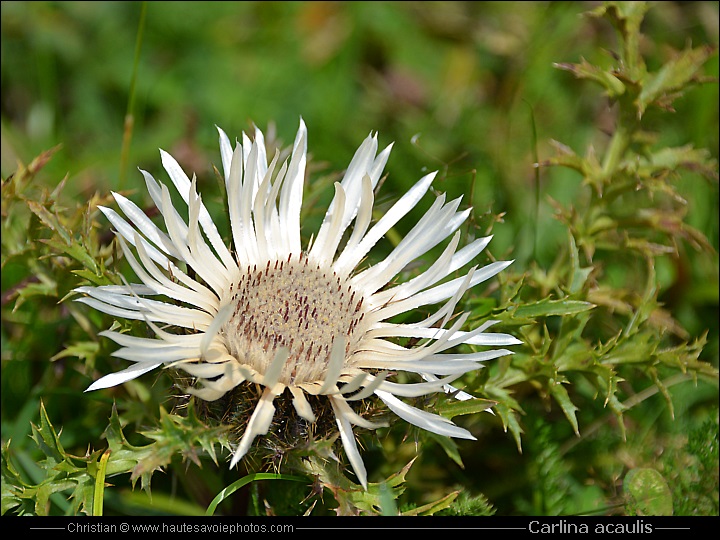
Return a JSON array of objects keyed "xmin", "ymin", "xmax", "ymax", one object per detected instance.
[{"xmin": 76, "ymin": 119, "xmax": 520, "ymax": 488}]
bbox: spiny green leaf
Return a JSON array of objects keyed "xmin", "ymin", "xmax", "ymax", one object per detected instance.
[
  {"xmin": 12, "ymin": 279, "xmax": 58, "ymax": 311},
  {"xmin": 601, "ymin": 332, "xmax": 659, "ymax": 364},
  {"xmin": 424, "ymin": 431, "xmax": 464, "ymax": 468},
  {"xmin": 50, "ymin": 341, "xmax": 100, "ymax": 363},
  {"xmin": 402, "ymin": 490, "xmax": 459, "ymax": 516},
  {"xmin": 34, "ymin": 479, "xmax": 76, "ymax": 515},
  {"xmin": 634, "ymin": 145, "xmax": 718, "ymax": 181},
  {"xmin": 550, "ymin": 314, "xmax": 591, "ymax": 363},
  {"xmin": 352, "ymin": 458, "xmax": 415, "ymax": 514},
  {"xmin": 71, "ymin": 268, "xmax": 116, "ymax": 287},
  {"xmin": 604, "ymin": 393, "xmax": 628, "ymax": 441},
  {"xmin": 41, "ymin": 237, "xmax": 99, "ymax": 274},
  {"xmin": 31, "ymin": 401, "xmax": 66, "ymax": 464},
  {"xmin": 589, "ymin": 1, "xmax": 649, "ymax": 79},
  {"xmin": 656, "ymin": 333, "xmax": 718, "ymax": 381},
  {"xmin": 378, "ymin": 481, "xmax": 399, "ymax": 516},
  {"xmin": 510, "ymin": 297, "xmax": 595, "ymax": 319},
  {"xmin": 287, "ymin": 450, "xmax": 415, "ymax": 515},
  {"xmin": 100, "ymin": 402, "xmax": 231, "ymax": 493},
  {"xmin": 5, "ymin": 404, "xmax": 95, "ymax": 516},
  {"xmin": 539, "ymin": 140, "xmax": 600, "ymax": 179},
  {"xmin": 4, "ymin": 145, "xmax": 62, "ymax": 196},
  {"xmin": 26, "ymin": 200, "xmax": 72, "ymax": 245},
  {"xmin": 567, "ymin": 233, "xmax": 593, "ymax": 294},
  {"xmin": 1, "ymin": 441, "xmax": 26, "ymax": 515},
  {"xmin": 638, "ymin": 44, "xmax": 716, "ymax": 117},
  {"xmin": 493, "ymin": 401, "xmax": 524, "ymax": 453},
  {"xmin": 548, "ymin": 382, "xmax": 580, "ymax": 436},
  {"xmin": 554, "ymin": 57, "xmax": 626, "ymax": 97},
  {"xmin": 436, "ymin": 397, "xmax": 496, "ymax": 419}
]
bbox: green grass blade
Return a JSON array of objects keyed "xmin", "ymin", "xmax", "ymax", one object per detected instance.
[
  {"xmin": 205, "ymin": 473, "xmax": 307, "ymax": 516},
  {"xmin": 526, "ymin": 100, "xmax": 540, "ymax": 262},
  {"xmin": 92, "ymin": 449, "xmax": 112, "ymax": 516},
  {"xmin": 119, "ymin": 1, "xmax": 147, "ymax": 190}
]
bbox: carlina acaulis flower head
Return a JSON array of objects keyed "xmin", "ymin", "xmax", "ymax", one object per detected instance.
[{"xmin": 76, "ymin": 118, "xmax": 521, "ymax": 488}]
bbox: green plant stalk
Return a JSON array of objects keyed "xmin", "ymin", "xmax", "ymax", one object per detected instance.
[
  {"xmin": 119, "ymin": 1, "xmax": 147, "ymax": 190},
  {"xmin": 527, "ymin": 100, "xmax": 541, "ymax": 262},
  {"xmin": 600, "ymin": 95, "xmax": 638, "ymax": 184},
  {"xmin": 601, "ymin": 122, "xmax": 629, "ymax": 181},
  {"xmin": 92, "ymin": 449, "xmax": 112, "ymax": 516}
]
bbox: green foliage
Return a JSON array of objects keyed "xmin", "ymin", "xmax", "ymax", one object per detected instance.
[
  {"xmin": 435, "ymin": 491, "xmax": 495, "ymax": 517},
  {"xmin": 2, "ymin": 401, "xmax": 231, "ymax": 516},
  {"xmin": 464, "ymin": 1, "xmax": 719, "ymax": 500},
  {"xmin": 2, "ymin": 1, "xmax": 717, "ymax": 516},
  {"xmin": 3, "ymin": 401, "xmax": 95, "ymax": 516},
  {"xmin": 515, "ymin": 419, "xmax": 572, "ymax": 516},
  {"xmin": 616, "ymin": 410, "xmax": 719, "ymax": 516},
  {"xmin": 281, "ymin": 440, "xmax": 447, "ymax": 516},
  {"xmin": 661, "ymin": 414, "xmax": 719, "ymax": 516}
]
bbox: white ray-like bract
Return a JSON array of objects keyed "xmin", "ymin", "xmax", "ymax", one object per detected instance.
[{"xmin": 77, "ymin": 119, "xmax": 520, "ymax": 488}]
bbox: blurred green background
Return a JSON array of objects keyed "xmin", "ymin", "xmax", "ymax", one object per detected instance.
[
  {"xmin": 2, "ymin": 1, "xmax": 718, "ymax": 516},
  {"xmin": 2, "ymin": 2, "xmax": 717, "ymax": 263},
  {"xmin": 2, "ymin": 1, "xmax": 718, "ymax": 250}
]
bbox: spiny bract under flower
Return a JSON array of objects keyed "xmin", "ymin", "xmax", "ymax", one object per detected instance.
[{"xmin": 76, "ymin": 119, "xmax": 520, "ymax": 488}]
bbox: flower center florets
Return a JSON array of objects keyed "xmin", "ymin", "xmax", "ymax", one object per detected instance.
[{"xmin": 223, "ymin": 252, "xmax": 366, "ymax": 385}]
